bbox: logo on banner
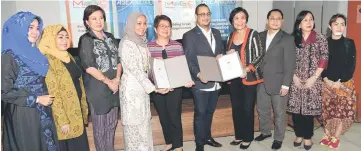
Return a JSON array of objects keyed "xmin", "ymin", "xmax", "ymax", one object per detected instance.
[
  {"xmin": 164, "ymin": 1, "xmax": 195, "ymax": 8},
  {"xmin": 116, "ymin": 0, "xmax": 154, "ymax": 12},
  {"xmin": 200, "ymin": 0, "xmax": 236, "ymax": 5},
  {"xmin": 72, "ymin": 0, "xmax": 108, "ymax": 9}
]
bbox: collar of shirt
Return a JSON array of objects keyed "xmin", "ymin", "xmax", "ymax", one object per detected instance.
[
  {"xmin": 89, "ymin": 30, "xmax": 108, "ymax": 39},
  {"xmin": 267, "ymin": 30, "xmax": 279, "ymax": 38},
  {"xmin": 197, "ymin": 24, "xmax": 215, "ymax": 53},
  {"xmin": 266, "ymin": 30, "xmax": 279, "ymax": 51},
  {"xmin": 197, "ymin": 24, "xmax": 212, "ymax": 35}
]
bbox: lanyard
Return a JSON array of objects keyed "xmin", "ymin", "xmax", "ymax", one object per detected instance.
[{"xmin": 210, "ymin": 32, "xmax": 213, "ymax": 47}]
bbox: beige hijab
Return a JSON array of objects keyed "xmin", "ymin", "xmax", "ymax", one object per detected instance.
[
  {"xmin": 39, "ymin": 25, "xmax": 71, "ymax": 63},
  {"xmin": 122, "ymin": 12, "xmax": 148, "ymax": 47}
]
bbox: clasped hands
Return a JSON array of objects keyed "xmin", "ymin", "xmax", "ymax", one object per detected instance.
[
  {"xmin": 293, "ymin": 75, "xmax": 319, "ymax": 89},
  {"xmin": 103, "ymin": 77, "xmax": 120, "ymax": 94},
  {"xmin": 323, "ymin": 77, "xmax": 342, "ymax": 89}
]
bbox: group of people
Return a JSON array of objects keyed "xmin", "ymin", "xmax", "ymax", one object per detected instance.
[{"xmin": 1, "ymin": 3, "xmax": 356, "ymax": 151}]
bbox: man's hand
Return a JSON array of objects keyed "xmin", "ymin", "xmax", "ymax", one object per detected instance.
[
  {"xmin": 279, "ymin": 88, "xmax": 289, "ymax": 96},
  {"xmin": 197, "ymin": 72, "xmax": 208, "ymax": 83}
]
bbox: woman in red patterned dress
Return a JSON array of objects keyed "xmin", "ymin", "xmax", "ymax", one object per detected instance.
[{"xmin": 287, "ymin": 10, "xmax": 329, "ymax": 150}]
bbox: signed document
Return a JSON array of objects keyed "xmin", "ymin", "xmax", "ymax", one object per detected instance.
[
  {"xmin": 197, "ymin": 52, "xmax": 244, "ymax": 82},
  {"xmin": 151, "ymin": 55, "xmax": 192, "ymax": 88}
]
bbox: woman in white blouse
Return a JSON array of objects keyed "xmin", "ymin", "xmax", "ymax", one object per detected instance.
[{"xmin": 118, "ymin": 12, "xmax": 169, "ymax": 151}]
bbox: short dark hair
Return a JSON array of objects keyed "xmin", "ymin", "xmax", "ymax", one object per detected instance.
[
  {"xmin": 328, "ymin": 13, "xmax": 347, "ymax": 26},
  {"xmin": 267, "ymin": 9, "xmax": 283, "ymax": 19},
  {"xmin": 154, "ymin": 15, "xmax": 172, "ymax": 28},
  {"xmin": 83, "ymin": 5, "xmax": 106, "ymax": 30},
  {"xmin": 229, "ymin": 7, "xmax": 249, "ymax": 24},
  {"xmin": 195, "ymin": 3, "xmax": 209, "ymax": 15}
]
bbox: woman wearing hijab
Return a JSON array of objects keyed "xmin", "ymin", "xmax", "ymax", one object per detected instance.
[
  {"xmin": 119, "ymin": 12, "xmax": 170, "ymax": 151},
  {"xmin": 1, "ymin": 12, "xmax": 58, "ymax": 151},
  {"xmin": 39, "ymin": 25, "xmax": 90, "ymax": 151},
  {"xmin": 78, "ymin": 5, "xmax": 121, "ymax": 151}
]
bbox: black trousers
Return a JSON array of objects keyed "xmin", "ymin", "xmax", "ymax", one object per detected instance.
[
  {"xmin": 58, "ymin": 128, "xmax": 90, "ymax": 151},
  {"xmin": 153, "ymin": 88, "xmax": 183, "ymax": 148},
  {"xmin": 292, "ymin": 114, "xmax": 314, "ymax": 139},
  {"xmin": 192, "ymin": 88, "xmax": 220, "ymax": 145},
  {"xmin": 229, "ymin": 78, "xmax": 257, "ymax": 142}
]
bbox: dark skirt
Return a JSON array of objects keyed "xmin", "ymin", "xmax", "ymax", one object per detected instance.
[{"xmin": 58, "ymin": 128, "xmax": 90, "ymax": 151}]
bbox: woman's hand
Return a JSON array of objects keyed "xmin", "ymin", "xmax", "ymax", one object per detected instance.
[
  {"xmin": 37, "ymin": 95, "xmax": 54, "ymax": 106},
  {"xmin": 104, "ymin": 78, "xmax": 118, "ymax": 94},
  {"xmin": 184, "ymin": 81, "xmax": 195, "ymax": 88},
  {"xmin": 293, "ymin": 75, "xmax": 303, "ymax": 88},
  {"xmin": 61, "ymin": 124, "xmax": 70, "ymax": 135},
  {"xmin": 156, "ymin": 88, "xmax": 170, "ymax": 94},
  {"xmin": 227, "ymin": 49, "xmax": 235, "ymax": 54},
  {"xmin": 332, "ymin": 79, "xmax": 342, "ymax": 89},
  {"xmin": 303, "ymin": 76, "xmax": 317, "ymax": 89}
]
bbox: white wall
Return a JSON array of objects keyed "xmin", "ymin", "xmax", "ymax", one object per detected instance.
[
  {"xmin": 2, "ymin": 1, "xmax": 348, "ymax": 37},
  {"xmin": 240, "ymin": 0, "xmax": 274, "ymax": 32},
  {"xmin": 1, "ymin": 1, "xmax": 62, "ymax": 27},
  {"xmin": 273, "ymin": 0, "xmax": 349, "ymax": 35}
]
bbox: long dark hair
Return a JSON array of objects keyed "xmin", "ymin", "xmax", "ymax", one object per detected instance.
[{"xmin": 292, "ymin": 10, "xmax": 315, "ymax": 48}]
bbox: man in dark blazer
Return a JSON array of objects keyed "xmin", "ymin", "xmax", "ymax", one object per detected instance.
[
  {"xmin": 254, "ymin": 9, "xmax": 296, "ymax": 150},
  {"xmin": 182, "ymin": 4, "xmax": 224, "ymax": 151}
]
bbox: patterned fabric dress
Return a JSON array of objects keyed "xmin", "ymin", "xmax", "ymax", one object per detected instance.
[
  {"xmin": 119, "ymin": 39, "xmax": 155, "ymax": 151},
  {"xmin": 2, "ymin": 50, "xmax": 58, "ymax": 151},
  {"xmin": 321, "ymin": 36, "xmax": 357, "ymax": 136},
  {"xmin": 288, "ymin": 31, "xmax": 329, "ymax": 116},
  {"xmin": 322, "ymin": 80, "xmax": 357, "ymax": 135}
]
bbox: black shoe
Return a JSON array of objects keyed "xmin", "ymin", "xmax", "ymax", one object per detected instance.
[
  {"xmin": 230, "ymin": 140, "xmax": 242, "ymax": 145},
  {"xmin": 205, "ymin": 138, "xmax": 222, "ymax": 147},
  {"xmin": 271, "ymin": 140, "xmax": 282, "ymax": 150},
  {"xmin": 195, "ymin": 144, "xmax": 204, "ymax": 151},
  {"xmin": 293, "ymin": 141, "xmax": 302, "ymax": 147},
  {"xmin": 255, "ymin": 134, "xmax": 272, "ymax": 141},
  {"xmin": 304, "ymin": 142, "xmax": 313, "ymax": 150},
  {"xmin": 239, "ymin": 142, "xmax": 252, "ymax": 150}
]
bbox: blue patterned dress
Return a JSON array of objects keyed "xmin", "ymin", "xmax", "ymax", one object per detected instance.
[{"xmin": 2, "ymin": 50, "xmax": 58, "ymax": 151}]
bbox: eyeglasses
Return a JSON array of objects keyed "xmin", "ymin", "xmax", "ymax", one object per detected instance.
[
  {"xmin": 158, "ymin": 25, "xmax": 171, "ymax": 29},
  {"xmin": 269, "ymin": 17, "xmax": 282, "ymax": 21},
  {"xmin": 197, "ymin": 12, "xmax": 212, "ymax": 17}
]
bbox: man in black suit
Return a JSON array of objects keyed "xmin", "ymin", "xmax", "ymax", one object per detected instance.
[
  {"xmin": 182, "ymin": 4, "xmax": 224, "ymax": 151},
  {"xmin": 254, "ymin": 9, "xmax": 296, "ymax": 150}
]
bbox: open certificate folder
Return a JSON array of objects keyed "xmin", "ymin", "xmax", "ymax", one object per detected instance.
[
  {"xmin": 150, "ymin": 55, "xmax": 192, "ymax": 88},
  {"xmin": 197, "ymin": 52, "xmax": 245, "ymax": 82}
]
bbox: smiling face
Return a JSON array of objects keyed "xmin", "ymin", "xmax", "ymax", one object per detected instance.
[
  {"xmin": 28, "ymin": 19, "xmax": 40, "ymax": 44},
  {"xmin": 267, "ymin": 11, "xmax": 283, "ymax": 30},
  {"xmin": 86, "ymin": 10, "xmax": 105, "ymax": 32},
  {"xmin": 134, "ymin": 15, "xmax": 147, "ymax": 36},
  {"xmin": 155, "ymin": 19, "xmax": 171, "ymax": 39},
  {"xmin": 196, "ymin": 6, "xmax": 211, "ymax": 27},
  {"xmin": 233, "ymin": 11, "xmax": 247, "ymax": 30},
  {"xmin": 329, "ymin": 17, "xmax": 346, "ymax": 36},
  {"xmin": 299, "ymin": 13, "xmax": 314, "ymax": 32},
  {"xmin": 56, "ymin": 30, "xmax": 70, "ymax": 51}
]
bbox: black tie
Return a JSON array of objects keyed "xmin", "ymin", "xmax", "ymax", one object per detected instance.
[{"xmin": 162, "ymin": 49, "xmax": 168, "ymax": 59}]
